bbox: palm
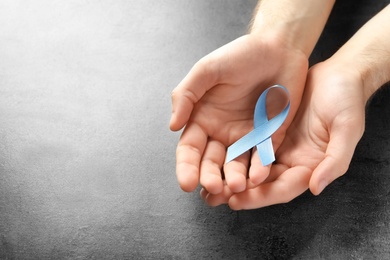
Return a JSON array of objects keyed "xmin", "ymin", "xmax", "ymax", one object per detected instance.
[
  {"xmin": 203, "ymin": 62, "xmax": 367, "ymax": 209},
  {"xmin": 171, "ymin": 34, "xmax": 308, "ymax": 194}
]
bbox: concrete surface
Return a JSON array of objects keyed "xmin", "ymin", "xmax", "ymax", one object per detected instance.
[{"xmin": 1, "ymin": 0, "xmax": 390, "ymax": 259}]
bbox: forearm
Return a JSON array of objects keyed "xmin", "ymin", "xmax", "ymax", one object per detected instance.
[
  {"xmin": 331, "ymin": 5, "xmax": 390, "ymax": 101},
  {"xmin": 250, "ymin": 0, "xmax": 335, "ymax": 58}
]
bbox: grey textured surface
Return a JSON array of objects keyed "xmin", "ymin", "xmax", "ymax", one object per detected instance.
[{"xmin": 0, "ymin": 0, "xmax": 390, "ymax": 259}]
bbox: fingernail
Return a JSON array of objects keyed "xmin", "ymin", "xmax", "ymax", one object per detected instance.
[
  {"xmin": 317, "ymin": 179, "xmax": 329, "ymax": 195},
  {"xmin": 169, "ymin": 116, "xmax": 176, "ymax": 130},
  {"xmin": 228, "ymin": 196, "xmax": 240, "ymax": 211}
]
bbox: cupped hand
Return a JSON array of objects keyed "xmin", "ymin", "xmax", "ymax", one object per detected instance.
[
  {"xmin": 202, "ymin": 60, "xmax": 367, "ymax": 209},
  {"xmin": 170, "ymin": 34, "xmax": 308, "ymax": 195}
]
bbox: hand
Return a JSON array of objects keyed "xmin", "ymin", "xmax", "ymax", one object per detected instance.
[
  {"xmin": 170, "ymin": 34, "xmax": 308, "ymax": 195},
  {"xmin": 202, "ymin": 60, "xmax": 366, "ymax": 209},
  {"xmin": 201, "ymin": 4, "xmax": 390, "ymax": 209}
]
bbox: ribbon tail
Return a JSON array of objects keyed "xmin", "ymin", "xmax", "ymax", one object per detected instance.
[
  {"xmin": 225, "ymin": 130, "xmax": 260, "ymax": 163},
  {"xmin": 256, "ymin": 137, "xmax": 275, "ymax": 166}
]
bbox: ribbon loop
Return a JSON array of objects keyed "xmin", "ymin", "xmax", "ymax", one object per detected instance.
[{"xmin": 225, "ymin": 85, "xmax": 290, "ymax": 166}]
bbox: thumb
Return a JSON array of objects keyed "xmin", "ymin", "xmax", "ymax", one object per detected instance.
[
  {"xmin": 309, "ymin": 119, "xmax": 364, "ymax": 195},
  {"xmin": 170, "ymin": 58, "xmax": 219, "ymax": 131}
]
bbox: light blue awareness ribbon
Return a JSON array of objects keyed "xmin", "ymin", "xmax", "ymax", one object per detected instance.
[{"xmin": 225, "ymin": 85, "xmax": 290, "ymax": 166}]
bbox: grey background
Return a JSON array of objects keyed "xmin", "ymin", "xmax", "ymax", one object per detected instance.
[{"xmin": 1, "ymin": 0, "xmax": 390, "ymax": 259}]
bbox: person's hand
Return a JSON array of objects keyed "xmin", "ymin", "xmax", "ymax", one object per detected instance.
[
  {"xmin": 201, "ymin": 4, "xmax": 390, "ymax": 209},
  {"xmin": 170, "ymin": 33, "xmax": 308, "ymax": 195},
  {"xmin": 201, "ymin": 60, "xmax": 367, "ymax": 209}
]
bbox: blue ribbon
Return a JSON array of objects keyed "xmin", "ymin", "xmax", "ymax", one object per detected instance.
[{"xmin": 225, "ymin": 85, "xmax": 290, "ymax": 166}]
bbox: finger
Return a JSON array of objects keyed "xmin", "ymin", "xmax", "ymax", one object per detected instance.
[
  {"xmin": 200, "ymin": 187, "xmax": 208, "ymax": 201},
  {"xmin": 229, "ymin": 166, "xmax": 311, "ymax": 210},
  {"xmin": 170, "ymin": 58, "xmax": 219, "ymax": 131},
  {"xmin": 176, "ymin": 122, "xmax": 208, "ymax": 192},
  {"xmin": 247, "ymin": 163, "xmax": 288, "ymax": 189},
  {"xmin": 203, "ymin": 164, "xmax": 286, "ymax": 206},
  {"xmin": 248, "ymin": 148, "xmax": 271, "ymax": 186},
  {"xmin": 200, "ymin": 185, "xmax": 233, "ymax": 207},
  {"xmin": 200, "ymin": 139, "xmax": 225, "ymax": 194},
  {"xmin": 223, "ymin": 151, "xmax": 251, "ymax": 193},
  {"xmin": 309, "ymin": 122, "xmax": 364, "ymax": 195}
]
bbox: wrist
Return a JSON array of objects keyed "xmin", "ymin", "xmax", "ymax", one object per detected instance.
[
  {"xmin": 360, "ymin": 61, "xmax": 390, "ymax": 103},
  {"xmin": 331, "ymin": 42, "xmax": 390, "ymax": 103},
  {"xmin": 249, "ymin": 26, "xmax": 309, "ymax": 60},
  {"xmin": 247, "ymin": 28, "xmax": 308, "ymax": 62},
  {"xmin": 249, "ymin": 0, "xmax": 335, "ymax": 58},
  {"xmin": 326, "ymin": 50, "xmax": 385, "ymax": 104},
  {"xmin": 329, "ymin": 5, "xmax": 390, "ymax": 103},
  {"xmin": 250, "ymin": 19, "xmax": 313, "ymax": 60}
]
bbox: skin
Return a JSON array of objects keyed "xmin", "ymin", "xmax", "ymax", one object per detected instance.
[
  {"xmin": 202, "ymin": 61, "xmax": 366, "ymax": 208},
  {"xmin": 170, "ymin": 0, "xmax": 335, "ymax": 195},
  {"xmin": 202, "ymin": 4, "xmax": 390, "ymax": 210},
  {"xmin": 170, "ymin": 35, "xmax": 307, "ymax": 194}
]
